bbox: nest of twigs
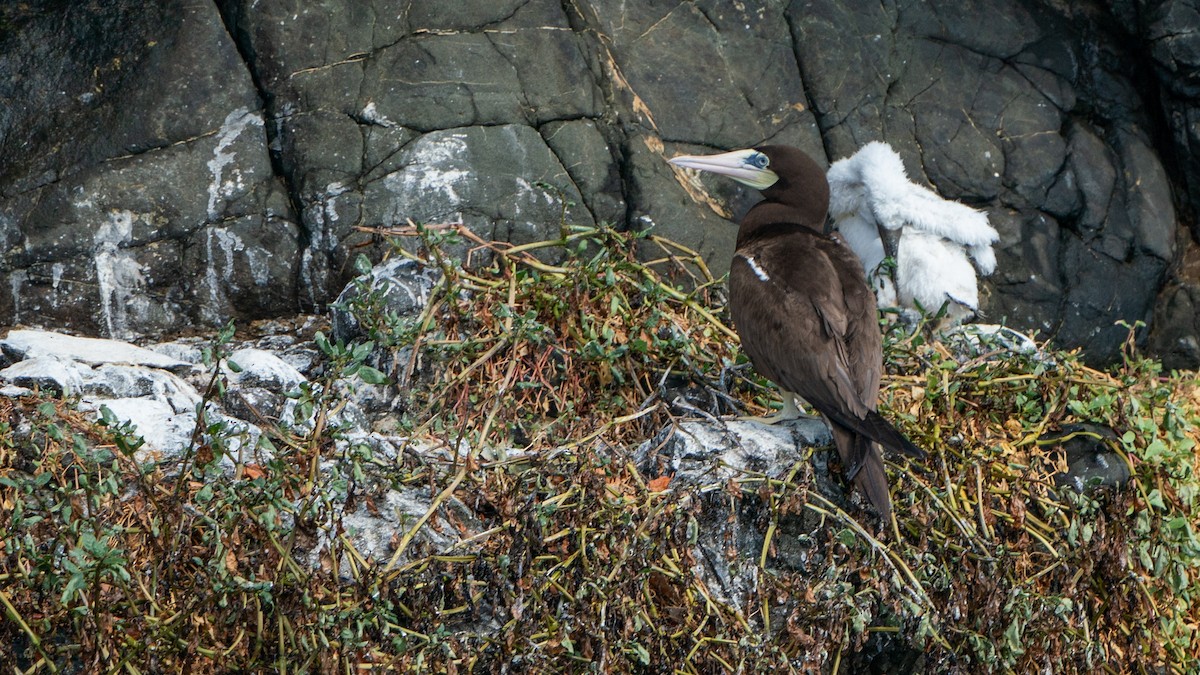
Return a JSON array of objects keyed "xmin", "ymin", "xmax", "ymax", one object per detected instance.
[
  {"xmin": 350, "ymin": 221, "xmax": 769, "ymax": 450},
  {"xmin": 0, "ymin": 226, "xmax": 1197, "ymax": 673}
]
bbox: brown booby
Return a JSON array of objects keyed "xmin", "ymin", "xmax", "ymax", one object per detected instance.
[{"xmin": 669, "ymin": 146, "xmax": 925, "ymax": 514}]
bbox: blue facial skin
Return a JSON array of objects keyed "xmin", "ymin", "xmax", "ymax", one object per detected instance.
[{"xmin": 746, "ymin": 152, "xmax": 770, "ymax": 170}]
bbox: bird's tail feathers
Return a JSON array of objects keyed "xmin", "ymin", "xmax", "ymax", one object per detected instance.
[
  {"xmin": 822, "ymin": 406, "xmax": 925, "ymax": 460},
  {"xmin": 854, "ymin": 446, "xmax": 894, "ymax": 515},
  {"xmin": 831, "ymin": 426, "xmax": 894, "ymax": 515}
]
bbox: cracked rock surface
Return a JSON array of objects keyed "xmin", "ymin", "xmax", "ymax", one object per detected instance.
[{"xmin": 1, "ymin": 0, "xmax": 1199, "ymax": 365}]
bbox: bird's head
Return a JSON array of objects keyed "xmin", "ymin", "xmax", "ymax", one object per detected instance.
[
  {"xmin": 669, "ymin": 145, "xmax": 830, "ymax": 229},
  {"xmin": 668, "ymin": 148, "xmax": 780, "ymax": 190}
]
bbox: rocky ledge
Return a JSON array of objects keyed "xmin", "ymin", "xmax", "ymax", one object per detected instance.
[{"xmin": 1, "ymin": 242, "xmax": 1190, "ymax": 673}]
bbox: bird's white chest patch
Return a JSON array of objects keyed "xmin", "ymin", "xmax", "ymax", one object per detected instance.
[{"xmin": 740, "ymin": 254, "xmax": 770, "ymax": 282}]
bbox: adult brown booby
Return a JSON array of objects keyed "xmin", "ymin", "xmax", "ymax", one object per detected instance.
[{"xmin": 669, "ymin": 146, "xmax": 925, "ymax": 514}]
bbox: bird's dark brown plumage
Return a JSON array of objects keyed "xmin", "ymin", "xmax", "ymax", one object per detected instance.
[{"xmin": 674, "ymin": 145, "xmax": 924, "ymax": 514}]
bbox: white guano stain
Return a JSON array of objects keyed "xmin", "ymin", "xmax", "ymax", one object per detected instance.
[
  {"xmin": 322, "ymin": 181, "xmax": 349, "ymax": 228},
  {"xmin": 203, "ymin": 227, "xmax": 246, "ymax": 322},
  {"xmin": 360, "ymin": 102, "xmax": 396, "ymax": 128},
  {"xmin": 382, "ymin": 133, "xmax": 471, "ymax": 225},
  {"xmin": 94, "ymin": 210, "xmax": 146, "ymax": 338},
  {"xmin": 206, "ymin": 108, "xmax": 264, "ymax": 220},
  {"xmin": 9, "ymin": 270, "xmax": 26, "ymax": 323},
  {"xmin": 296, "ymin": 182, "xmax": 351, "ymax": 305}
]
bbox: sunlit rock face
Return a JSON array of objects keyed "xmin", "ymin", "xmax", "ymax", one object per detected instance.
[{"xmin": 1, "ymin": 0, "xmax": 1198, "ymax": 365}]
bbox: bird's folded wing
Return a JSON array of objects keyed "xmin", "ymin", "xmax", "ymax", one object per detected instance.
[
  {"xmin": 831, "ymin": 213, "xmax": 887, "ymax": 271},
  {"xmin": 827, "ymin": 177, "xmax": 868, "ymax": 221},
  {"xmin": 731, "ymin": 238, "xmax": 878, "ymax": 420},
  {"xmin": 731, "ymin": 242, "xmax": 927, "ymax": 460},
  {"xmin": 868, "ymin": 182, "xmax": 998, "ymax": 248},
  {"xmin": 967, "ymin": 242, "xmax": 997, "ymax": 275}
]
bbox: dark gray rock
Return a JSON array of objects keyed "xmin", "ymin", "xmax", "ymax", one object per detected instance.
[
  {"xmin": 1, "ymin": 0, "xmax": 1197, "ymax": 365},
  {"xmin": 586, "ymin": 1, "xmax": 816, "ymax": 148},
  {"xmin": 330, "ymin": 257, "xmax": 440, "ymax": 345},
  {"xmin": 0, "ymin": 0, "xmax": 301, "ymax": 338},
  {"xmin": 1041, "ymin": 423, "xmax": 1131, "ymax": 493},
  {"xmin": 540, "ymin": 120, "xmax": 628, "ymax": 227},
  {"xmin": 1139, "ymin": 0, "xmax": 1200, "ymax": 238},
  {"xmin": 1148, "ymin": 274, "xmax": 1200, "ymax": 370}
]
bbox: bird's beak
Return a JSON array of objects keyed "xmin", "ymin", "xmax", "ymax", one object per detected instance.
[{"xmin": 668, "ymin": 148, "xmax": 779, "ymax": 190}]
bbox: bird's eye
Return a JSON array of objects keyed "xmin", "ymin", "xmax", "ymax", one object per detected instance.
[{"xmin": 746, "ymin": 152, "xmax": 770, "ymax": 170}]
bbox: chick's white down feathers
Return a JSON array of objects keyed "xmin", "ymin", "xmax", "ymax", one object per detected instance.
[{"xmin": 827, "ymin": 142, "xmax": 998, "ymax": 323}]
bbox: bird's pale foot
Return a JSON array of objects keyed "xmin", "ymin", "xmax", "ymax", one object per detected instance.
[{"xmin": 739, "ymin": 392, "xmax": 818, "ymax": 425}]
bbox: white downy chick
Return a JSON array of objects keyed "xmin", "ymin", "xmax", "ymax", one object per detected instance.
[{"xmin": 827, "ymin": 141, "xmax": 998, "ymax": 324}]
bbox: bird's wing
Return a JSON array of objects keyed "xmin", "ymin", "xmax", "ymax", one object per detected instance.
[
  {"xmin": 823, "ymin": 233, "xmax": 884, "ymax": 402},
  {"xmin": 730, "ymin": 232, "xmax": 878, "ymax": 420},
  {"xmin": 827, "ymin": 168, "xmax": 869, "ymax": 221},
  {"xmin": 831, "ymin": 212, "xmax": 886, "ymax": 274},
  {"xmin": 968, "ymin": 242, "xmax": 997, "ymax": 275},
  {"xmin": 828, "ymin": 142, "xmax": 905, "ymax": 221},
  {"xmin": 896, "ymin": 233, "xmax": 980, "ymax": 312},
  {"xmin": 831, "ymin": 141, "xmax": 998, "ymax": 247},
  {"xmin": 731, "ymin": 231, "xmax": 925, "ymax": 461},
  {"xmin": 868, "ymin": 182, "xmax": 998, "ymax": 247}
]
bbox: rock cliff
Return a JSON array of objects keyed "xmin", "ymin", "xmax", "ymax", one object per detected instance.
[{"xmin": 2, "ymin": 0, "xmax": 1199, "ymax": 366}]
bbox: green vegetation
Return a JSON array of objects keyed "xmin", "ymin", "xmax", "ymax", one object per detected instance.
[{"xmin": 0, "ymin": 226, "xmax": 1197, "ymax": 673}]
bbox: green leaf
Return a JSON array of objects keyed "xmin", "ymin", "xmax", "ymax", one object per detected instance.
[
  {"xmin": 1003, "ymin": 618, "xmax": 1026, "ymax": 655},
  {"xmin": 629, "ymin": 642, "xmax": 650, "ymax": 665},
  {"xmin": 1166, "ymin": 516, "xmax": 1189, "ymax": 531},
  {"xmin": 352, "ymin": 341, "xmax": 375, "ymax": 362},
  {"xmin": 1147, "ymin": 489, "xmax": 1166, "ymax": 510},
  {"xmin": 835, "ymin": 528, "xmax": 857, "ymax": 547},
  {"xmin": 357, "ymin": 366, "xmax": 390, "ymax": 385},
  {"xmin": 195, "ymin": 484, "xmax": 215, "ymax": 505},
  {"xmin": 60, "ymin": 573, "xmax": 87, "ymax": 605},
  {"xmin": 314, "ymin": 331, "xmax": 332, "ymax": 355},
  {"xmin": 1143, "ymin": 439, "xmax": 1168, "ymax": 461},
  {"xmin": 353, "ymin": 253, "xmax": 373, "ymax": 276}
]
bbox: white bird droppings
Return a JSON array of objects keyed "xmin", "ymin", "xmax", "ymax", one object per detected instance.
[
  {"xmin": 94, "ymin": 210, "xmax": 146, "ymax": 339},
  {"xmin": 206, "ymin": 108, "xmax": 264, "ymax": 221}
]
